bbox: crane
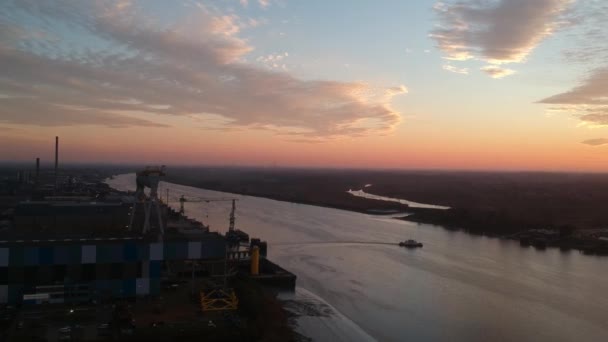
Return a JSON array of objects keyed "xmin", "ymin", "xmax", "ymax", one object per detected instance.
[
  {"xmin": 129, "ymin": 165, "xmax": 166, "ymax": 235},
  {"xmin": 173, "ymin": 195, "xmax": 239, "ymax": 231}
]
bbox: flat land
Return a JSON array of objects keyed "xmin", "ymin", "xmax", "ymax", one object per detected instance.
[
  {"xmin": 5, "ymin": 164, "xmax": 608, "ymax": 251},
  {"xmin": 164, "ymin": 167, "xmax": 608, "ymax": 234}
]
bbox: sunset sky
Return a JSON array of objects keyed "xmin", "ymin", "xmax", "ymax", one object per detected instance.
[{"xmin": 1, "ymin": 0, "xmax": 607, "ymax": 171}]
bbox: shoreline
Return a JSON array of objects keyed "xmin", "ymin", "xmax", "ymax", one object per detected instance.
[
  {"xmin": 398, "ymin": 211, "xmax": 608, "ymax": 256},
  {"xmin": 164, "ymin": 177, "xmax": 608, "ymax": 257},
  {"xmin": 109, "ymin": 174, "xmax": 375, "ymax": 341},
  {"xmin": 347, "ymin": 188, "xmax": 450, "ymax": 210},
  {"xmin": 280, "ymin": 287, "xmax": 376, "ymax": 342},
  {"xmin": 162, "ymin": 178, "xmax": 410, "ymax": 215},
  {"xmin": 105, "ymin": 175, "xmax": 304, "ymax": 341}
]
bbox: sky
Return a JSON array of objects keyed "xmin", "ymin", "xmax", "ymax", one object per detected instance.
[{"xmin": 0, "ymin": 0, "xmax": 607, "ymax": 171}]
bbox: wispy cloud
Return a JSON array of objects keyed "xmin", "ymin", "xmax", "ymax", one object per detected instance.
[
  {"xmin": 539, "ymin": 67, "xmax": 608, "ymax": 127},
  {"xmin": 0, "ymin": 0, "xmax": 406, "ymax": 141},
  {"xmin": 256, "ymin": 52, "xmax": 289, "ymax": 70},
  {"xmin": 442, "ymin": 64, "xmax": 468, "ymax": 75},
  {"xmin": 536, "ymin": 3, "xmax": 608, "ymax": 140},
  {"xmin": 0, "ymin": 95, "xmax": 168, "ymax": 128},
  {"xmin": 540, "ymin": 67, "xmax": 608, "ymax": 105},
  {"xmin": 581, "ymin": 138, "xmax": 608, "ymax": 146},
  {"xmin": 431, "ymin": 0, "xmax": 574, "ymax": 77},
  {"xmin": 561, "ymin": 1, "xmax": 608, "ymax": 66},
  {"xmin": 480, "ymin": 65, "xmax": 515, "ymax": 79}
]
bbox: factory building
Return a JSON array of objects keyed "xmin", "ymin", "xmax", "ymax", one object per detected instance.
[
  {"xmin": 0, "ymin": 139, "xmax": 240, "ymax": 306},
  {"xmin": 0, "ymin": 161, "xmax": 230, "ymax": 305},
  {"xmin": 13, "ymin": 200, "xmax": 131, "ymax": 233},
  {"xmin": 0, "ymin": 233, "xmax": 226, "ymax": 304}
]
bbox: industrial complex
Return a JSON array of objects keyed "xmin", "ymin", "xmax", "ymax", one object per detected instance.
[{"xmin": 0, "ymin": 137, "xmax": 296, "ymax": 341}]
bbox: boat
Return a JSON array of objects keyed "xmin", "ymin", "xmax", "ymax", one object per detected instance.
[{"xmin": 399, "ymin": 239, "xmax": 423, "ymax": 248}]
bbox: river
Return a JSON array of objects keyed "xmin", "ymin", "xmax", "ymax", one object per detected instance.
[
  {"xmin": 107, "ymin": 174, "xmax": 608, "ymax": 341},
  {"xmin": 347, "ymin": 188, "xmax": 450, "ymax": 210}
]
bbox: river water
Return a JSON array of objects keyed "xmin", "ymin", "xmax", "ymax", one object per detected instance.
[
  {"xmin": 108, "ymin": 174, "xmax": 608, "ymax": 341},
  {"xmin": 347, "ymin": 188, "xmax": 450, "ymax": 210}
]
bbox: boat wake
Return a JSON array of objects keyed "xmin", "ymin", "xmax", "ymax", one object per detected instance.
[{"xmin": 272, "ymin": 241, "xmax": 397, "ymax": 247}]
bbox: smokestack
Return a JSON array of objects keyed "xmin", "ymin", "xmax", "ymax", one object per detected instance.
[
  {"xmin": 55, "ymin": 137, "xmax": 58, "ymax": 171},
  {"xmin": 54, "ymin": 136, "xmax": 59, "ymax": 191},
  {"xmin": 35, "ymin": 158, "xmax": 40, "ymax": 179}
]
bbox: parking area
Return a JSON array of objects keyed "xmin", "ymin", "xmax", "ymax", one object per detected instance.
[
  {"xmin": 9, "ymin": 304, "xmax": 112, "ymax": 341},
  {"xmin": 3, "ymin": 278, "xmax": 241, "ymax": 341}
]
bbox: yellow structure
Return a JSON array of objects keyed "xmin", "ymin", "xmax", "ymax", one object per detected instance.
[
  {"xmin": 200, "ymin": 288, "xmax": 238, "ymax": 311},
  {"xmin": 250, "ymin": 246, "xmax": 260, "ymax": 275}
]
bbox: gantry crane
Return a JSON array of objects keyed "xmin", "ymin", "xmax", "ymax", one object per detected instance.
[{"xmin": 129, "ymin": 165, "xmax": 166, "ymax": 235}]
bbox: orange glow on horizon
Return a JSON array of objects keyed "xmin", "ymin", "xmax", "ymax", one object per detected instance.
[{"xmin": 2, "ymin": 122, "xmax": 608, "ymax": 172}]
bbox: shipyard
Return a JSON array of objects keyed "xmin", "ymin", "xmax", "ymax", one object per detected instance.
[
  {"xmin": 3, "ymin": 1, "xmax": 608, "ymax": 339},
  {"xmin": 0, "ymin": 138, "xmax": 297, "ymax": 341}
]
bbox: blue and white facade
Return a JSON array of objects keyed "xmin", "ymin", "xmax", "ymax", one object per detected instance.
[{"xmin": 0, "ymin": 236, "xmax": 226, "ymax": 304}]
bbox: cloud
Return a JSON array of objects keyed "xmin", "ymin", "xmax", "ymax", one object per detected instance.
[
  {"xmin": 480, "ymin": 65, "xmax": 515, "ymax": 79},
  {"xmin": 0, "ymin": 1, "xmax": 406, "ymax": 141},
  {"xmin": 387, "ymin": 85, "xmax": 408, "ymax": 96},
  {"xmin": 256, "ymin": 52, "xmax": 289, "ymax": 70},
  {"xmin": 442, "ymin": 64, "xmax": 468, "ymax": 75},
  {"xmin": 431, "ymin": 0, "xmax": 573, "ymax": 75},
  {"xmin": 537, "ymin": 3, "xmax": 608, "ymax": 132},
  {"xmin": 561, "ymin": 1, "xmax": 608, "ymax": 65},
  {"xmin": 0, "ymin": 96, "xmax": 168, "ymax": 128},
  {"xmin": 579, "ymin": 112, "xmax": 608, "ymax": 126},
  {"xmin": 581, "ymin": 138, "xmax": 608, "ymax": 146},
  {"xmin": 539, "ymin": 67, "xmax": 608, "ymax": 105},
  {"xmin": 258, "ymin": 0, "xmax": 270, "ymax": 8},
  {"xmin": 539, "ymin": 67, "xmax": 608, "ymax": 127}
]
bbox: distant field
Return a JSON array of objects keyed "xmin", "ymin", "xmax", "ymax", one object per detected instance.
[{"xmin": 165, "ymin": 167, "xmax": 608, "ymax": 232}]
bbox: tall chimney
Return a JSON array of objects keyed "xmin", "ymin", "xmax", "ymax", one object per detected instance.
[
  {"xmin": 34, "ymin": 158, "xmax": 40, "ymax": 188},
  {"xmin": 54, "ymin": 136, "xmax": 59, "ymax": 190}
]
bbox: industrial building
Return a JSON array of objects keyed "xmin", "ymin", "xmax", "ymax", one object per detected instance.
[
  {"xmin": 0, "ymin": 193, "xmax": 229, "ymax": 306},
  {"xmin": 0, "ymin": 138, "xmax": 294, "ymax": 313},
  {"xmin": 0, "ymin": 137, "xmax": 297, "ymax": 342},
  {"xmin": 0, "ymin": 142, "xmax": 231, "ymax": 305},
  {"xmin": 0, "ymin": 232, "xmax": 227, "ymax": 305}
]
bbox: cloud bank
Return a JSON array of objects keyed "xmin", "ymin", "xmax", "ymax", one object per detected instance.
[
  {"xmin": 431, "ymin": 0, "xmax": 573, "ymax": 77},
  {"xmin": 0, "ymin": 0, "xmax": 406, "ymax": 141}
]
